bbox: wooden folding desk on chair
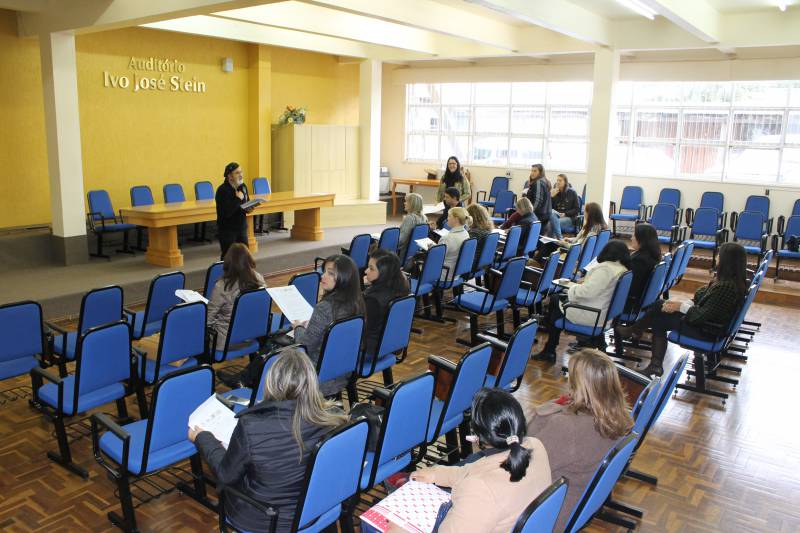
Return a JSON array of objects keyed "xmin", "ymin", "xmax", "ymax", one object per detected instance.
[{"xmin": 121, "ymin": 191, "xmax": 335, "ymax": 267}]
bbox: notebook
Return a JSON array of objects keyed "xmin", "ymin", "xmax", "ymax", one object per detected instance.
[{"xmin": 360, "ymin": 481, "xmax": 451, "ymax": 533}]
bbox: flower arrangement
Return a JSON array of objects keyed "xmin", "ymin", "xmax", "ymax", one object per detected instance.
[{"xmin": 278, "ymin": 105, "xmax": 307, "ymax": 125}]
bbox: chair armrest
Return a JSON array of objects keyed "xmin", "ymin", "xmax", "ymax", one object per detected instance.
[
  {"xmin": 428, "ymin": 355, "xmax": 457, "ymax": 373},
  {"xmin": 371, "ymin": 386, "xmax": 392, "ymax": 403},
  {"xmin": 684, "ymin": 207, "xmax": 695, "ymax": 226},
  {"xmin": 777, "ymin": 215, "xmax": 786, "ymax": 236},
  {"xmin": 475, "ymin": 332, "xmax": 509, "ymax": 351},
  {"xmin": 91, "ymin": 412, "xmax": 130, "ymax": 477},
  {"xmin": 760, "ymin": 233, "xmax": 769, "ymax": 253},
  {"xmin": 561, "ymin": 302, "xmax": 603, "ymax": 331},
  {"xmin": 715, "ymin": 228, "xmax": 725, "ymax": 245},
  {"xmin": 771, "ymin": 234, "xmax": 779, "ymax": 252},
  {"xmin": 30, "ymin": 366, "xmax": 64, "ymax": 412},
  {"xmin": 730, "ymin": 211, "xmax": 739, "ymax": 232},
  {"xmin": 92, "ymin": 412, "xmax": 129, "ymax": 441},
  {"xmin": 767, "ymin": 217, "xmax": 774, "ymax": 235},
  {"xmin": 476, "ymin": 190, "xmax": 487, "ymax": 202},
  {"xmin": 117, "ymin": 209, "xmax": 127, "ymax": 224},
  {"xmin": 609, "ymin": 200, "xmax": 617, "ymax": 215},
  {"xmin": 123, "ymin": 307, "xmax": 137, "ymax": 326},
  {"xmin": 525, "ymin": 266, "xmax": 543, "ymax": 275},
  {"xmin": 461, "ymin": 282, "xmax": 490, "ymax": 294},
  {"xmin": 45, "ymin": 320, "xmax": 69, "ymax": 336},
  {"xmin": 519, "ymin": 280, "xmax": 533, "ymax": 289}
]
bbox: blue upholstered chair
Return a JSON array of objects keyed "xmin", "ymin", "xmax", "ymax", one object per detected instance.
[
  {"xmin": 376, "ymin": 226, "xmax": 400, "ymax": 255},
  {"xmin": 591, "ymin": 229, "xmax": 611, "ymax": 261},
  {"xmin": 494, "ymin": 225, "xmax": 521, "ymax": 269},
  {"xmin": 203, "ymin": 260, "xmax": 225, "ymax": 299},
  {"xmin": 490, "ymin": 189, "xmax": 516, "ymax": 225},
  {"xmin": 128, "ymin": 271, "xmax": 185, "ymax": 340},
  {"xmin": 357, "ymin": 295, "xmax": 415, "ymax": 387},
  {"xmin": 657, "ymin": 187, "xmax": 681, "ymax": 210},
  {"xmin": 219, "ymin": 349, "xmax": 282, "ymax": 414},
  {"xmin": 210, "ymin": 288, "xmax": 270, "ymax": 363},
  {"xmin": 776, "ymin": 198, "xmax": 800, "ymax": 236},
  {"xmin": 688, "ymin": 207, "xmax": 725, "ymax": 269},
  {"xmin": 554, "ymin": 242, "xmax": 582, "ymax": 290},
  {"xmin": 316, "ymin": 316, "xmax": 364, "ymax": 402},
  {"xmin": 661, "ymin": 243, "xmax": 685, "ymax": 298},
  {"xmin": 514, "ymin": 250, "xmax": 559, "ymax": 327},
  {"xmin": 511, "ymin": 477, "xmax": 569, "ymax": 533},
  {"xmin": 612, "ymin": 260, "xmax": 669, "ymax": 363},
  {"xmin": 732, "ymin": 210, "xmax": 768, "ymax": 261},
  {"xmin": 477, "ymin": 176, "xmax": 510, "ymax": 209},
  {"xmin": 609, "ymin": 186, "xmax": 643, "ymax": 236},
  {"xmin": 480, "ymin": 319, "xmax": 538, "ymax": 391},
  {"xmin": 163, "ymin": 183, "xmax": 186, "ymax": 203},
  {"xmin": 31, "ymin": 320, "xmax": 140, "ymax": 478},
  {"xmin": 49, "ymin": 285, "xmax": 125, "ymax": 376},
  {"xmin": 409, "ymin": 243, "xmax": 447, "ymax": 320},
  {"xmin": 360, "ymin": 373, "xmax": 434, "ymax": 491},
  {"xmin": 341, "ymin": 233, "xmax": 372, "ymax": 273},
  {"xmin": 91, "ymin": 365, "xmax": 214, "ymax": 532},
  {"xmin": 87, "ymin": 190, "xmax": 136, "ymax": 259},
  {"xmin": 0, "ymin": 300, "xmax": 46, "ymax": 381},
  {"xmin": 193, "ymin": 180, "xmax": 214, "ymax": 242},
  {"xmin": 575, "ymin": 234, "xmax": 598, "ymax": 275},
  {"xmin": 775, "ymin": 215, "xmax": 800, "ymax": 281},
  {"xmin": 647, "ymin": 203, "xmax": 680, "ymax": 251},
  {"xmin": 519, "ymin": 220, "xmax": 542, "ymax": 258},
  {"xmin": 470, "ymin": 231, "xmax": 500, "ymax": 281},
  {"xmin": 426, "ymin": 343, "xmax": 492, "ymax": 463},
  {"xmin": 435, "ymin": 238, "xmax": 477, "ymax": 319},
  {"xmin": 130, "ymin": 185, "xmax": 155, "ymax": 250},
  {"xmin": 252, "ymin": 177, "xmax": 272, "ymax": 233},
  {"xmin": 401, "ymin": 223, "xmax": 431, "ymax": 265}
]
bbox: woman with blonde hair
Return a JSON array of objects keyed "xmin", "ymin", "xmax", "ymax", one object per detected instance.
[
  {"xmin": 190, "ymin": 347, "xmax": 348, "ymax": 533},
  {"xmin": 398, "ymin": 192, "xmax": 427, "ymax": 261},
  {"xmin": 500, "ymin": 197, "xmax": 537, "ymax": 256},
  {"xmin": 527, "ymin": 349, "xmax": 633, "ymax": 531},
  {"xmin": 466, "ymin": 203, "xmax": 495, "ymax": 270},
  {"xmin": 439, "ymin": 206, "xmax": 471, "ymax": 281}
]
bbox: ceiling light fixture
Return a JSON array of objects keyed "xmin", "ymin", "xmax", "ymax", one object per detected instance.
[
  {"xmin": 777, "ymin": 1, "xmax": 787, "ymax": 11},
  {"xmin": 616, "ymin": 0, "xmax": 657, "ymax": 19}
]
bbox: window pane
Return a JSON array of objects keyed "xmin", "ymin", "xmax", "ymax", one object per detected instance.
[
  {"xmin": 786, "ymin": 111, "xmax": 800, "ymax": 144},
  {"xmin": 471, "ymin": 136, "xmax": 509, "ymax": 166},
  {"xmin": 614, "ymin": 111, "xmax": 631, "ymax": 138},
  {"xmin": 547, "ymin": 82, "xmax": 592, "ymax": 105},
  {"xmin": 733, "ymin": 81, "xmax": 790, "ymax": 107},
  {"xmin": 474, "ymin": 83, "xmax": 510, "ymax": 105},
  {"xmin": 781, "ymin": 148, "xmax": 800, "ymax": 184},
  {"xmin": 408, "ymin": 84, "xmax": 439, "ymax": 105},
  {"xmin": 615, "ymin": 82, "xmax": 633, "ymax": 106},
  {"xmin": 474, "ymin": 106, "xmax": 509, "ymax": 134},
  {"xmin": 682, "ymin": 82, "xmax": 731, "ymax": 106},
  {"xmin": 634, "ymin": 82, "xmax": 682, "ymax": 105},
  {"xmin": 612, "ymin": 140, "xmax": 629, "ymax": 174},
  {"xmin": 727, "ymin": 147, "xmax": 780, "ymax": 182},
  {"xmin": 547, "ymin": 141, "xmax": 587, "ymax": 171},
  {"xmin": 635, "ymin": 110, "xmax": 678, "ymax": 139},
  {"xmin": 407, "ymin": 134, "xmax": 439, "ymax": 160},
  {"xmin": 440, "ymin": 135, "xmax": 469, "ymax": 163},
  {"xmin": 509, "ymin": 137, "xmax": 544, "ymax": 167},
  {"xmin": 408, "ymin": 107, "xmax": 439, "ymax": 132},
  {"xmin": 511, "ymin": 83, "xmax": 546, "ymax": 105},
  {"xmin": 682, "ymin": 111, "xmax": 728, "ymax": 142},
  {"xmin": 442, "ymin": 107, "xmax": 470, "ymax": 133},
  {"xmin": 549, "ymin": 108, "xmax": 589, "ymax": 136},
  {"xmin": 731, "ymin": 112, "xmax": 782, "ymax": 144},
  {"xmin": 630, "ymin": 143, "xmax": 676, "ymax": 176},
  {"xmin": 441, "ymin": 83, "xmax": 471, "ymax": 105},
  {"xmin": 511, "ymin": 108, "xmax": 545, "ymax": 134},
  {"xmin": 679, "ymin": 145, "xmax": 724, "ymax": 177},
  {"xmin": 790, "ymin": 81, "xmax": 800, "ymax": 107}
]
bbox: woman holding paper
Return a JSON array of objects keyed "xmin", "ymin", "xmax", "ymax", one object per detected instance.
[
  {"xmin": 208, "ymin": 243, "xmax": 265, "ymax": 350},
  {"xmin": 387, "ymin": 388, "xmax": 550, "ymax": 533},
  {"xmin": 397, "ymin": 193, "xmax": 427, "ymax": 262},
  {"xmin": 466, "ymin": 203, "xmax": 495, "ymax": 271},
  {"xmin": 190, "ymin": 348, "xmax": 348, "ymax": 533}
]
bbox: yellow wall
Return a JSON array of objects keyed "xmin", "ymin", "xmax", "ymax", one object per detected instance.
[{"xmin": 0, "ymin": 10, "xmax": 360, "ymax": 229}]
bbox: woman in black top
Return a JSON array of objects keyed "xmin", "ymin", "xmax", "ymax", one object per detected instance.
[
  {"xmin": 620, "ymin": 242, "xmax": 748, "ymax": 377},
  {"xmin": 362, "ymin": 249, "xmax": 410, "ymax": 383},
  {"xmin": 190, "ymin": 348, "xmax": 347, "ymax": 533},
  {"xmin": 215, "ymin": 162, "xmax": 254, "ymax": 260},
  {"xmin": 613, "ymin": 223, "xmax": 661, "ymax": 358},
  {"xmin": 550, "ymin": 174, "xmax": 580, "ymax": 237},
  {"xmin": 525, "ymin": 163, "xmax": 552, "ymax": 234}
]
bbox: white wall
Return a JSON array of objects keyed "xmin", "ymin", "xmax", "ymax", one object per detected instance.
[{"xmin": 380, "ymin": 58, "xmax": 800, "ymax": 218}]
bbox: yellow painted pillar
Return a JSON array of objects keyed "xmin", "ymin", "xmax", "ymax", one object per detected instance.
[
  {"xmin": 586, "ymin": 48, "xmax": 620, "ymax": 216},
  {"xmin": 248, "ymin": 45, "xmax": 271, "ymax": 181}
]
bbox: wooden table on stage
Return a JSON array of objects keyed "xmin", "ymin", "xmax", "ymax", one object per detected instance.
[
  {"xmin": 390, "ymin": 177, "xmax": 440, "ymax": 216},
  {"xmin": 120, "ymin": 191, "xmax": 335, "ymax": 267}
]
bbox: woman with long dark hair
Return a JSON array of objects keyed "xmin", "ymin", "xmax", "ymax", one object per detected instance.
[
  {"xmin": 620, "ymin": 242, "xmax": 747, "ymax": 377},
  {"xmin": 437, "ymin": 156, "xmax": 471, "ymax": 205},
  {"xmin": 207, "ymin": 243, "xmax": 266, "ymax": 349},
  {"xmin": 549, "ymin": 174, "xmax": 580, "ymax": 238},
  {"xmin": 393, "ymin": 388, "xmax": 550, "ymax": 533},
  {"xmin": 363, "ymin": 249, "xmax": 410, "ymax": 360},
  {"xmin": 525, "ymin": 163, "xmax": 552, "ymax": 234}
]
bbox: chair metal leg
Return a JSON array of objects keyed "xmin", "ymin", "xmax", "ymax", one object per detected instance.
[
  {"xmin": 90, "ymin": 233, "xmax": 112, "ymax": 260},
  {"xmin": 48, "ymin": 415, "xmax": 88, "ymax": 478},
  {"xmin": 458, "ymin": 419, "xmax": 472, "ymax": 459},
  {"xmin": 596, "ymin": 509, "xmax": 638, "ymax": 530},
  {"xmin": 116, "ymin": 397, "xmax": 131, "ymax": 423},
  {"xmin": 381, "ymin": 367, "xmax": 394, "ymax": 386},
  {"xmin": 625, "ymin": 467, "xmax": 658, "ymax": 485},
  {"xmin": 606, "ymin": 497, "xmax": 644, "ymax": 519},
  {"xmin": 108, "ymin": 468, "xmax": 138, "ymax": 533},
  {"xmin": 444, "ymin": 429, "xmax": 460, "ymax": 465},
  {"xmin": 178, "ymin": 454, "xmax": 217, "ymax": 512},
  {"xmin": 134, "ymin": 227, "xmax": 147, "ymax": 251},
  {"xmin": 117, "ymin": 230, "xmax": 135, "ymax": 255}
]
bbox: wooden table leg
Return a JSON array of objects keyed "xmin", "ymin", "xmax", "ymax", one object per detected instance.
[
  {"xmin": 246, "ymin": 217, "xmax": 259, "ymax": 254},
  {"xmin": 145, "ymin": 225, "xmax": 183, "ymax": 267},
  {"xmin": 291, "ymin": 208, "xmax": 324, "ymax": 240},
  {"xmin": 391, "ymin": 182, "xmax": 398, "ymax": 216}
]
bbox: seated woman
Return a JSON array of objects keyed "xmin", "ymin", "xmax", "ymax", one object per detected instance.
[
  {"xmin": 437, "ymin": 156, "xmax": 472, "ymax": 206},
  {"xmin": 397, "ymin": 192, "xmax": 428, "ymax": 263},
  {"xmin": 190, "ymin": 348, "xmax": 348, "ymax": 533},
  {"xmin": 619, "ymin": 242, "xmax": 747, "ymax": 377},
  {"xmin": 389, "ymin": 388, "xmax": 551, "ymax": 533},
  {"xmin": 535, "ymin": 201, "xmax": 607, "ymax": 264},
  {"xmin": 466, "ymin": 203, "xmax": 495, "ymax": 271},
  {"xmin": 533, "ymin": 240, "xmax": 631, "ymax": 362},
  {"xmin": 208, "ymin": 243, "xmax": 266, "ymax": 350},
  {"xmin": 363, "ymin": 249, "xmax": 410, "ymax": 377},
  {"xmin": 527, "ymin": 349, "xmax": 633, "ymax": 532},
  {"xmin": 549, "ymin": 173, "xmax": 580, "ymax": 239},
  {"xmin": 292, "ymin": 254, "xmax": 365, "ymax": 395},
  {"xmin": 500, "ymin": 197, "xmax": 537, "ymax": 256},
  {"xmin": 439, "ymin": 207, "xmax": 471, "ymax": 281}
]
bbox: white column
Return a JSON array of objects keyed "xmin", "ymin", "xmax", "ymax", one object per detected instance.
[
  {"xmin": 359, "ymin": 59, "xmax": 382, "ymax": 201},
  {"xmin": 40, "ymin": 31, "xmax": 88, "ymax": 264},
  {"xmin": 586, "ymin": 48, "xmax": 620, "ymax": 216}
]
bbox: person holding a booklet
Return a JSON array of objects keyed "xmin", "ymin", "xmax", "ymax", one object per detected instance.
[
  {"xmin": 397, "ymin": 193, "xmax": 427, "ymax": 262},
  {"xmin": 533, "ymin": 240, "xmax": 631, "ymax": 362},
  {"xmin": 438, "ymin": 207, "xmax": 471, "ymax": 282},
  {"xmin": 190, "ymin": 348, "xmax": 348, "ymax": 533},
  {"xmin": 216, "ymin": 161, "xmax": 255, "ymax": 260},
  {"xmin": 466, "ymin": 204, "xmax": 495, "ymax": 271},
  {"xmin": 385, "ymin": 388, "xmax": 550, "ymax": 533}
]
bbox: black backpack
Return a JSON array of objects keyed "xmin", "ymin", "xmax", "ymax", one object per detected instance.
[
  {"xmin": 349, "ymin": 402, "xmax": 385, "ymax": 451},
  {"xmin": 787, "ymin": 235, "xmax": 800, "ymax": 253}
]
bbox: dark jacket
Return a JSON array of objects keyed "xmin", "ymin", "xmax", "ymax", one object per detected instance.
[
  {"xmin": 525, "ymin": 178, "xmax": 552, "ymax": 223},
  {"xmin": 626, "ymin": 250, "xmax": 659, "ymax": 312},
  {"xmin": 363, "ymin": 284, "xmax": 404, "ymax": 357},
  {"xmin": 195, "ymin": 399, "xmax": 333, "ymax": 533},
  {"xmin": 216, "ymin": 181, "xmax": 249, "ymax": 234},
  {"xmin": 437, "ymin": 201, "xmax": 463, "ymax": 230},
  {"xmin": 468, "ymin": 227, "xmax": 492, "ymax": 271},
  {"xmin": 516, "ymin": 213, "xmax": 537, "ymax": 256},
  {"xmin": 685, "ymin": 279, "xmax": 743, "ymax": 335},
  {"xmin": 553, "ymin": 186, "xmax": 580, "ymax": 223}
]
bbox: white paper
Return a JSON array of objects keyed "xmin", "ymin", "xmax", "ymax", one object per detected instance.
[
  {"xmin": 434, "ymin": 228, "xmax": 449, "ymax": 238},
  {"xmin": 414, "ymin": 237, "xmax": 436, "ymax": 251},
  {"xmin": 491, "ymin": 228, "xmax": 506, "ymax": 235},
  {"xmin": 360, "ymin": 480, "xmax": 451, "ymax": 533},
  {"xmin": 583, "ymin": 258, "xmax": 600, "ymax": 271},
  {"xmin": 267, "ymin": 285, "xmax": 314, "ymax": 323},
  {"xmin": 189, "ymin": 394, "xmax": 238, "ymax": 449},
  {"xmin": 539, "ymin": 236, "xmax": 559, "ymax": 244},
  {"xmin": 422, "ymin": 203, "xmax": 444, "ymax": 215},
  {"xmin": 553, "ymin": 278, "xmax": 574, "ymax": 288},
  {"xmin": 370, "ymin": 232, "xmax": 382, "ymax": 240},
  {"xmin": 175, "ymin": 289, "xmax": 209, "ymax": 304}
]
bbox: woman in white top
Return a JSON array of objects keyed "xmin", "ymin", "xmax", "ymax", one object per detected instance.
[
  {"xmin": 533, "ymin": 239, "xmax": 630, "ymax": 362},
  {"xmin": 397, "ymin": 192, "xmax": 428, "ymax": 262},
  {"xmin": 439, "ymin": 207, "xmax": 470, "ymax": 282}
]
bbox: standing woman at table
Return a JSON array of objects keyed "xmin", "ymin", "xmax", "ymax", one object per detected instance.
[
  {"xmin": 438, "ymin": 156, "xmax": 472, "ymax": 206},
  {"xmin": 216, "ymin": 162, "xmax": 254, "ymax": 260}
]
